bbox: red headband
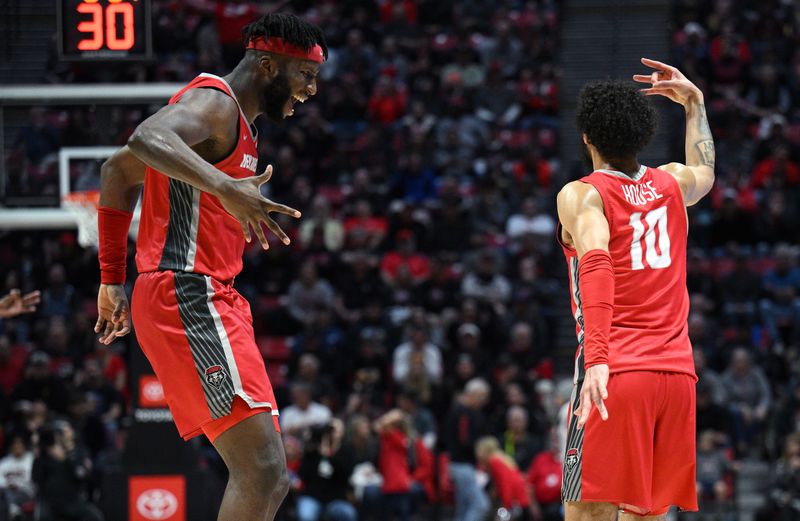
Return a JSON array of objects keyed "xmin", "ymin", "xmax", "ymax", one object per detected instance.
[{"xmin": 247, "ymin": 36, "xmax": 324, "ymax": 64}]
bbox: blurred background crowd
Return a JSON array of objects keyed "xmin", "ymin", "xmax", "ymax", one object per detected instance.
[{"xmin": 0, "ymin": 0, "xmax": 799, "ymax": 520}]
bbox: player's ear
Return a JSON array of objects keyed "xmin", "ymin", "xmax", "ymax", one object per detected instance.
[
  {"xmin": 258, "ymin": 53, "xmax": 281, "ymax": 80},
  {"xmin": 582, "ymin": 133, "xmax": 590, "ymax": 145}
]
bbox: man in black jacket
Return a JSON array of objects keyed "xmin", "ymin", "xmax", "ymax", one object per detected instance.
[
  {"xmin": 297, "ymin": 419, "xmax": 356, "ymax": 521},
  {"xmin": 444, "ymin": 378, "xmax": 491, "ymax": 521}
]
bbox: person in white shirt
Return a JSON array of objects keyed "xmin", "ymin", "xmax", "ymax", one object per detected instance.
[
  {"xmin": 505, "ymin": 197, "xmax": 555, "ymax": 239},
  {"xmin": 392, "ymin": 325, "xmax": 443, "ymax": 386},
  {"xmin": 0, "ymin": 434, "xmax": 35, "ymax": 513},
  {"xmin": 279, "ymin": 383, "xmax": 333, "ymax": 437}
]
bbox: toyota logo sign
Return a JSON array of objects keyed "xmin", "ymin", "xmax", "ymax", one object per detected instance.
[
  {"xmin": 142, "ymin": 380, "xmax": 164, "ymax": 402},
  {"xmin": 136, "ymin": 488, "xmax": 178, "ymax": 520}
]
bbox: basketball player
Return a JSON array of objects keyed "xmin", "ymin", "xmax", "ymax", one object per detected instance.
[
  {"xmin": 93, "ymin": 14, "xmax": 327, "ymax": 520},
  {"xmin": 557, "ymin": 58, "xmax": 715, "ymax": 520}
]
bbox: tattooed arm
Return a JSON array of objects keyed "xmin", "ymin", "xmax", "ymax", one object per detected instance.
[{"xmin": 634, "ymin": 58, "xmax": 715, "ymax": 206}]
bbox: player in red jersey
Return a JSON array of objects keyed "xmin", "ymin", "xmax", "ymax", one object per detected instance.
[
  {"xmin": 557, "ymin": 58, "xmax": 715, "ymax": 520},
  {"xmin": 93, "ymin": 13, "xmax": 327, "ymax": 520}
]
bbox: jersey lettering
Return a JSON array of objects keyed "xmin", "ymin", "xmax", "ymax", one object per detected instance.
[
  {"xmin": 621, "ymin": 181, "xmax": 663, "ymax": 205},
  {"xmin": 239, "ymin": 154, "xmax": 258, "ymax": 173}
]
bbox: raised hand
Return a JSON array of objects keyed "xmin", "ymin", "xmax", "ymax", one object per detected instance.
[
  {"xmin": 0, "ymin": 289, "xmax": 41, "ymax": 318},
  {"xmin": 216, "ymin": 164, "xmax": 302, "ymax": 250},
  {"xmin": 633, "ymin": 58, "xmax": 703, "ymax": 106},
  {"xmin": 95, "ymin": 284, "xmax": 131, "ymax": 344}
]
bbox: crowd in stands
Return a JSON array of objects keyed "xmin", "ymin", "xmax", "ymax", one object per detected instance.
[{"xmin": 0, "ymin": 0, "xmax": 798, "ymax": 519}]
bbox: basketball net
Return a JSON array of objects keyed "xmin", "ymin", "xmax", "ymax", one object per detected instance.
[{"xmin": 63, "ymin": 191, "xmax": 100, "ymax": 249}]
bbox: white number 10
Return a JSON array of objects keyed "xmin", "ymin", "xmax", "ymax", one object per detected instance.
[{"xmin": 629, "ymin": 207, "xmax": 671, "ymax": 270}]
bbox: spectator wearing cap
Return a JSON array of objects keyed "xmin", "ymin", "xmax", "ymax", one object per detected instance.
[
  {"xmin": 444, "ymin": 378, "xmax": 491, "ymax": 521},
  {"xmin": 392, "ymin": 325, "xmax": 442, "ymax": 387}
]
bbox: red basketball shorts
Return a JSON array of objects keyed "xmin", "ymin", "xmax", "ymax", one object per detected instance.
[
  {"xmin": 132, "ymin": 270, "xmax": 279, "ymax": 443},
  {"xmin": 562, "ymin": 371, "xmax": 698, "ymax": 516}
]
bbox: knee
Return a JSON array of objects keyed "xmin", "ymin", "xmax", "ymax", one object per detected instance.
[{"xmin": 236, "ymin": 441, "xmax": 288, "ymax": 496}]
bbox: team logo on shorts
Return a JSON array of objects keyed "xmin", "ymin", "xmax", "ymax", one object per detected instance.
[
  {"xmin": 205, "ymin": 365, "xmax": 228, "ymax": 390},
  {"xmin": 565, "ymin": 448, "xmax": 580, "ymax": 469}
]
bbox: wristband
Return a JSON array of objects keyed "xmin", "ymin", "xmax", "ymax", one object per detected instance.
[
  {"xmin": 98, "ymin": 206, "xmax": 133, "ymax": 285},
  {"xmin": 578, "ymin": 249, "xmax": 615, "ymax": 369}
]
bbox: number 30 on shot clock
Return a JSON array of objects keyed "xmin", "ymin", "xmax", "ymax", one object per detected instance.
[{"xmin": 58, "ymin": 0, "xmax": 152, "ymax": 60}]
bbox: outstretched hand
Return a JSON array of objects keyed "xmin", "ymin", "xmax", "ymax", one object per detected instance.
[
  {"xmin": 0, "ymin": 289, "xmax": 40, "ymax": 318},
  {"xmin": 633, "ymin": 58, "xmax": 703, "ymax": 106},
  {"xmin": 95, "ymin": 284, "xmax": 131, "ymax": 345},
  {"xmin": 575, "ymin": 363, "xmax": 609, "ymax": 429},
  {"xmin": 217, "ymin": 164, "xmax": 302, "ymax": 250}
]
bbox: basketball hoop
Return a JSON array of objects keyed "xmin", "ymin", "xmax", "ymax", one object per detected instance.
[{"xmin": 63, "ymin": 191, "xmax": 100, "ymax": 249}]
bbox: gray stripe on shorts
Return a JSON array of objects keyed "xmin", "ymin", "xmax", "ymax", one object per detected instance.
[
  {"xmin": 159, "ymin": 179, "xmax": 200, "ymax": 271},
  {"xmin": 173, "ymin": 271, "xmax": 234, "ymax": 419},
  {"xmin": 563, "ymin": 255, "xmax": 586, "ymax": 502}
]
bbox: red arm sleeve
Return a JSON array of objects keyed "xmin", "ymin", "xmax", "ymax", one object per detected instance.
[
  {"xmin": 577, "ymin": 249, "xmax": 614, "ymax": 369},
  {"xmin": 98, "ymin": 206, "xmax": 133, "ymax": 284}
]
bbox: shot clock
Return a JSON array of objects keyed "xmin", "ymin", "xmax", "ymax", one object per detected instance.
[{"xmin": 57, "ymin": 0, "xmax": 152, "ymax": 60}]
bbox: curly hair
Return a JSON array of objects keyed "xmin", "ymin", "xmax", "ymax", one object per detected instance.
[
  {"xmin": 242, "ymin": 12, "xmax": 328, "ymax": 60},
  {"xmin": 576, "ymin": 80, "xmax": 657, "ymax": 162}
]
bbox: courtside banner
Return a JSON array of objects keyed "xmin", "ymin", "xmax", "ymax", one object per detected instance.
[{"xmin": 129, "ymin": 475, "xmax": 186, "ymax": 521}]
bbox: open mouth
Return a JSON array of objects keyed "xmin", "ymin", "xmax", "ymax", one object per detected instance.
[{"xmin": 284, "ymin": 94, "xmax": 307, "ymax": 117}]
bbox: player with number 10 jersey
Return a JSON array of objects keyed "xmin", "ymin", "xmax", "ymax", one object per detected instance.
[{"xmin": 558, "ymin": 164, "xmax": 693, "ymax": 377}]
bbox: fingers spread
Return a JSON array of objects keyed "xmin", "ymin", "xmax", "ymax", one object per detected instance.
[
  {"xmin": 264, "ymin": 200, "xmax": 302, "ymax": 218},
  {"xmin": 641, "ymin": 57, "xmax": 674, "ymax": 71},
  {"xmin": 22, "ymin": 291, "xmax": 41, "ymax": 305},
  {"xmin": 94, "ymin": 317, "xmax": 105, "ymax": 334},
  {"xmin": 632, "ymin": 74, "xmax": 653, "ymax": 83},
  {"xmin": 264, "ymin": 216, "xmax": 291, "ymax": 245},
  {"xmin": 257, "ymin": 164, "xmax": 273, "ymax": 185},
  {"xmin": 241, "ymin": 222, "xmax": 252, "ymax": 243},
  {"xmin": 254, "ymin": 222, "xmax": 270, "ymax": 250}
]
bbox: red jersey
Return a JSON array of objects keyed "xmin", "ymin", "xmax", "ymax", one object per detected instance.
[
  {"xmin": 379, "ymin": 429, "xmax": 412, "ymax": 493},
  {"xmin": 558, "ymin": 166, "xmax": 695, "ymax": 380},
  {"xmin": 136, "ymin": 74, "xmax": 259, "ymax": 282},
  {"xmin": 486, "ymin": 455, "xmax": 530, "ymax": 509},
  {"xmin": 526, "ymin": 451, "xmax": 562, "ymax": 504}
]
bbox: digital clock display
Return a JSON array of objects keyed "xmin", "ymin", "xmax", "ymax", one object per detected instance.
[{"xmin": 58, "ymin": 0, "xmax": 152, "ymax": 60}]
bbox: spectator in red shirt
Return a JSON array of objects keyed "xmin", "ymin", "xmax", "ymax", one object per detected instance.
[
  {"xmin": 380, "ymin": 231, "xmax": 431, "ymax": 286},
  {"xmin": 475, "ymin": 436, "xmax": 532, "ymax": 519},
  {"xmin": 751, "ymin": 146, "xmax": 800, "ymax": 189},
  {"xmin": 374, "ymin": 409, "xmax": 426, "ymax": 521},
  {"xmin": 368, "ymin": 75, "xmax": 408, "ymax": 125},
  {"xmin": 526, "ymin": 428, "xmax": 564, "ymax": 521}
]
